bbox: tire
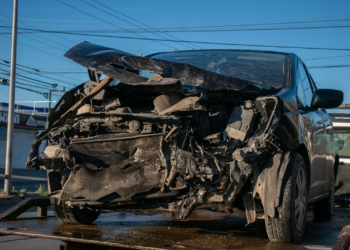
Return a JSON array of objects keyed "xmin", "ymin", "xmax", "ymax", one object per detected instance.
[
  {"xmin": 265, "ymin": 153, "xmax": 308, "ymax": 243},
  {"xmin": 50, "ymin": 197, "xmax": 100, "ymax": 224},
  {"xmin": 312, "ymin": 171, "xmax": 335, "ymax": 219}
]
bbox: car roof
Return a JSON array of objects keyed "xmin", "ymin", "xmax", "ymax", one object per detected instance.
[{"xmin": 147, "ymin": 49, "xmax": 293, "ymax": 58}]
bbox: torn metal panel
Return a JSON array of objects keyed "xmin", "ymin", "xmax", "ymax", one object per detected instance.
[
  {"xmin": 64, "ymin": 41, "xmax": 253, "ymax": 94},
  {"xmin": 25, "ymin": 131, "xmax": 48, "ymax": 170},
  {"xmin": 225, "ymin": 106, "xmax": 256, "ymax": 141},
  {"xmin": 61, "ymin": 135, "xmax": 165, "ymax": 201},
  {"xmin": 157, "ymin": 96, "xmax": 202, "ymax": 115},
  {"xmin": 243, "ymin": 193, "xmax": 256, "ymax": 225},
  {"xmin": 253, "ymin": 151, "xmax": 291, "ymax": 218}
]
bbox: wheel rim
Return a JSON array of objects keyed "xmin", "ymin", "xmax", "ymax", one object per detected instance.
[{"xmin": 295, "ymin": 167, "xmax": 307, "ymax": 231}]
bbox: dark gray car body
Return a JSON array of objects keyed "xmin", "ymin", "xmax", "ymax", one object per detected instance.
[{"xmin": 26, "ymin": 42, "xmax": 342, "ymax": 242}]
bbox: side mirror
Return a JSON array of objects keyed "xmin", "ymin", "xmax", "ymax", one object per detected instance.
[{"xmin": 311, "ymin": 89, "xmax": 343, "ymax": 109}]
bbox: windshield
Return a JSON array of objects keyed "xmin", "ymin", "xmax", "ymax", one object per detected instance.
[
  {"xmin": 150, "ymin": 50, "xmax": 289, "ymax": 90},
  {"xmin": 333, "ymin": 128, "xmax": 350, "ymax": 158}
]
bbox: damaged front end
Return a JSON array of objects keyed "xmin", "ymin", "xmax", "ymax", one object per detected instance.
[{"xmin": 26, "ymin": 42, "xmax": 291, "ymax": 224}]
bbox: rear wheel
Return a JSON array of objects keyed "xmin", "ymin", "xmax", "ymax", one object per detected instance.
[
  {"xmin": 265, "ymin": 153, "xmax": 308, "ymax": 243},
  {"xmin": 312, "ymin": 171, "xmax": 335, "ymax": 219},
  {"xmin": 50, "ymin": 197, "xmax": 100, "ymax": 224}
]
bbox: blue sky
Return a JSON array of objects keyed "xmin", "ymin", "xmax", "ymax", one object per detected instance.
[{"xmin": 0, "ymin": 0, "xmax": 349, "ymax": 106}]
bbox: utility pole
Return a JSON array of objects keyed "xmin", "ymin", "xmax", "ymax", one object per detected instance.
[
  {"xmin": 48, "ymin": 87, "xmax": 65, "ymax": 112},
  {"xmin": 4, "ymin": 0, "xmax": 18, "ymax": 195}
]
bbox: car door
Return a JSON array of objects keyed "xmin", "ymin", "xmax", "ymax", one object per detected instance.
[
  {"xmin": 296, "ymin": 61, "xmax": 328, "ymax": 199},
  {"xmin": 306, "ymin": 69, "xmax": 335, "ymax": 194}
]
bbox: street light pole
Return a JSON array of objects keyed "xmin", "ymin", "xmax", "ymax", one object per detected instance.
[
  {"xmin": 4, "ymin": 0, "xmax": 18, "ymax": 195},
  {"xmin": 48, "ymin": 87, "xmax": 65, "ymax": 112}
]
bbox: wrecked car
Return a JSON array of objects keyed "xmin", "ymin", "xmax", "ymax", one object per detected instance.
[
  {"xmin": 330, "ymin": 113, "xmax": 350, "ymax": 205},
  {"xmin": 26, "ymin": 42, "xmax": 343, "ymax": 243}
]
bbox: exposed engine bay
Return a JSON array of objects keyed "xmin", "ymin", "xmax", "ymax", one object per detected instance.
[{"xmin": 26, "ymin": 42, "xmax": 292, "ymax": 224}]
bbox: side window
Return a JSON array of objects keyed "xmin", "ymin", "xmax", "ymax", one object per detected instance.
[{"xmin": 296, "ymin": 61, "xmax": 314, "ymax": 108}]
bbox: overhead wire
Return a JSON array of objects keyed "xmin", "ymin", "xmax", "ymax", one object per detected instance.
[
  {"xmin": 3, "ymin": 23, "xmax": 350, "ymax": 34},
  {"xmin": 304, "ymin": 54, "xmax": 350, "ymax": 60},
  {"xmin": 5, "ymin": 2, "xmax": 350, "ymax": 11},
  {"xmin": 0, "ymin": 76, "xmax": 63, "ymax": 97},
  {"xmin": 0, "ymin": 28, "xmax": 63, "ymax": 53},
  {"xmin": 111, "ymin": 17, "xmax": 350, "ymax": 32},
  {"xmin": 90, "ymin": 0, "xmax": 200, "ymax": 49},
  {"xmin": 0, "ymin": 32, "xmax": 72, "ymax": 62},
  {"xmin": 1, "ymin": 25, "xmax": 349, "ymax": 51},
  {"xmin": 0, "ymin": 68, "xmax": 60, "ymax": 88},
  {"xmin": 0, "ymin": 87, "xmax": 8, "ymax": 98},
  {"xmin": 0, "ymin": 58, "xmax": 79, "ymax": 86},
  {"xmin": 2, "ymin": 15, "xmax": 349, "ymax": 26},
  {"xmin": 16, "ymin": 75, "xmax": 60, "ymax": 88},
  {"xmin": 0, "ymin": 80, "xmax": 48, "ymax": 96},
  {"xmin": 307, "ymin": 64, "xmax": 350, "ymax": 69},
  {"xmin": 0, "ymin": 13, "xmax": 77, "ymax": 46},
  {"xmin": 56, "ymin": 0, "xmax": 177, "ymax": 50}
]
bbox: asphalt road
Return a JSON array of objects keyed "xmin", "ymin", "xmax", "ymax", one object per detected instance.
[
  {"xmin": 0, "ymin": 207, "xmax": 349, "ymax": 250},
  {"xmin": 0, "ymin": 168, "xmax": 349, "ymax": 250}
]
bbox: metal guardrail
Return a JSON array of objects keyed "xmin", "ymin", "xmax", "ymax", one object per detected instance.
[
  {"xmin": 0, "ymin": 101, "xmax": 56, "ymax": 115},
  {"xmin": 338, "ymin": 104, "xmax": 350, "ymax": 109}
]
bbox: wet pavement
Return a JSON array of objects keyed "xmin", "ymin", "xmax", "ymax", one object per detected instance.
[{"xmin": 0, "ymin": 207, "xmax": 349, "ymax": 249}]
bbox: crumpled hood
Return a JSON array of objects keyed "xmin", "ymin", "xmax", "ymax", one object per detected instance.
[{"xmin": 64, "ymin": 41, "xmax": 253, "ymax": 95}]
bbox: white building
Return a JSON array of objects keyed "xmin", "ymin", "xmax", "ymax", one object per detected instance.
[{"xmin": 0, "ymin": 102, "xmax": 48, "ymax": 168}]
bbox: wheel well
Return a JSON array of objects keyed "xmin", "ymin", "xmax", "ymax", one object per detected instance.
[{"xmin": 295, "ymin": 144, "xmax": 310, "ymax": 188}]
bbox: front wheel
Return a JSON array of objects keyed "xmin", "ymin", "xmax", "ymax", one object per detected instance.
[
  {"xmin": 50, "ymin": 197, "xmax": 100, "ymax": 224},
  {"xmin": 265, "ymin": 153, "xmax": 308, "ymax": 243}
]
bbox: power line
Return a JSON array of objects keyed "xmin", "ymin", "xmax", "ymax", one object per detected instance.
[
  {"xmin": 0, "ymin": 69, "xmax": 58, "ymax": 88},
  {"xmin": 53, "ymin": 17, "xmax": 350, "ymax": 33},
  {"xmin": 1, "ymin": 59, "xmax": 39, "ymax": 72},
  {"xmin": 0, "ymin": 81, "xmax": 47, "ymax": 96},
  {"xmin": 4, "ymin": 2, "xmax": 350, "ymax": 11},
  {"xmin": 113, "ymin": 17, "xmax": 350, "ymax": 32},
  {"xmin": 0, "ymin": 22, "xmax": 63, "ymax": 51},
  {"xmin": 0, "ymin": 77, "xmax": 63, "ymax": 97},
  {"xmin": 308, "ymin": 64, "xmax": 350, "ymax": 69},
  {"xmin": 304, "ymin": 54, "xmax": 350, "ymax": 60},
  {"xmin": 91, "ymin": 0, "xmax": 200, "ymax": 49},
  {"xmin": 0, "ymin": 86, "xmax": 8, "ymax": 98},
  {"xmin": 0, "ymin": 18, "xmax": 69, "ymax": 51},
  {"xmin": 0, "ymin": 68, "xmax": 57, "ymax": 89},
  {"xmin": 3, "ymin": 23, "xmax": 350, "ymax": 34},
  {"xmin": 16, "ymin": 75, "xmax": 58, "ymax": 88},
  {"xmin": 2, "ymin": 15, "xmax": 349, "ymax": 25},
  {"xmin": 0, "ymin": 33, "xmax": 72, "ymax": 63},
  {"xmin": 0, "ymin": 13, "xmax": 77, "ymax": 46},
  {"xmin": 16, "ymin": 80, "xmax": 53, "ymax": 90},
  {"xmin": 0, "ymin": 58, "xmax": 78, "ymax": 86},
  {"xmin": 56, "ymin": 0, "xmax": 177, "ymax": 50},
  {"xmin": 1, "ymin": 26, "xmax": 349, "ymax": 51},
  {"xmin": 2, "ymin": 26, "xmax": 348, "ymax": 51}
]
